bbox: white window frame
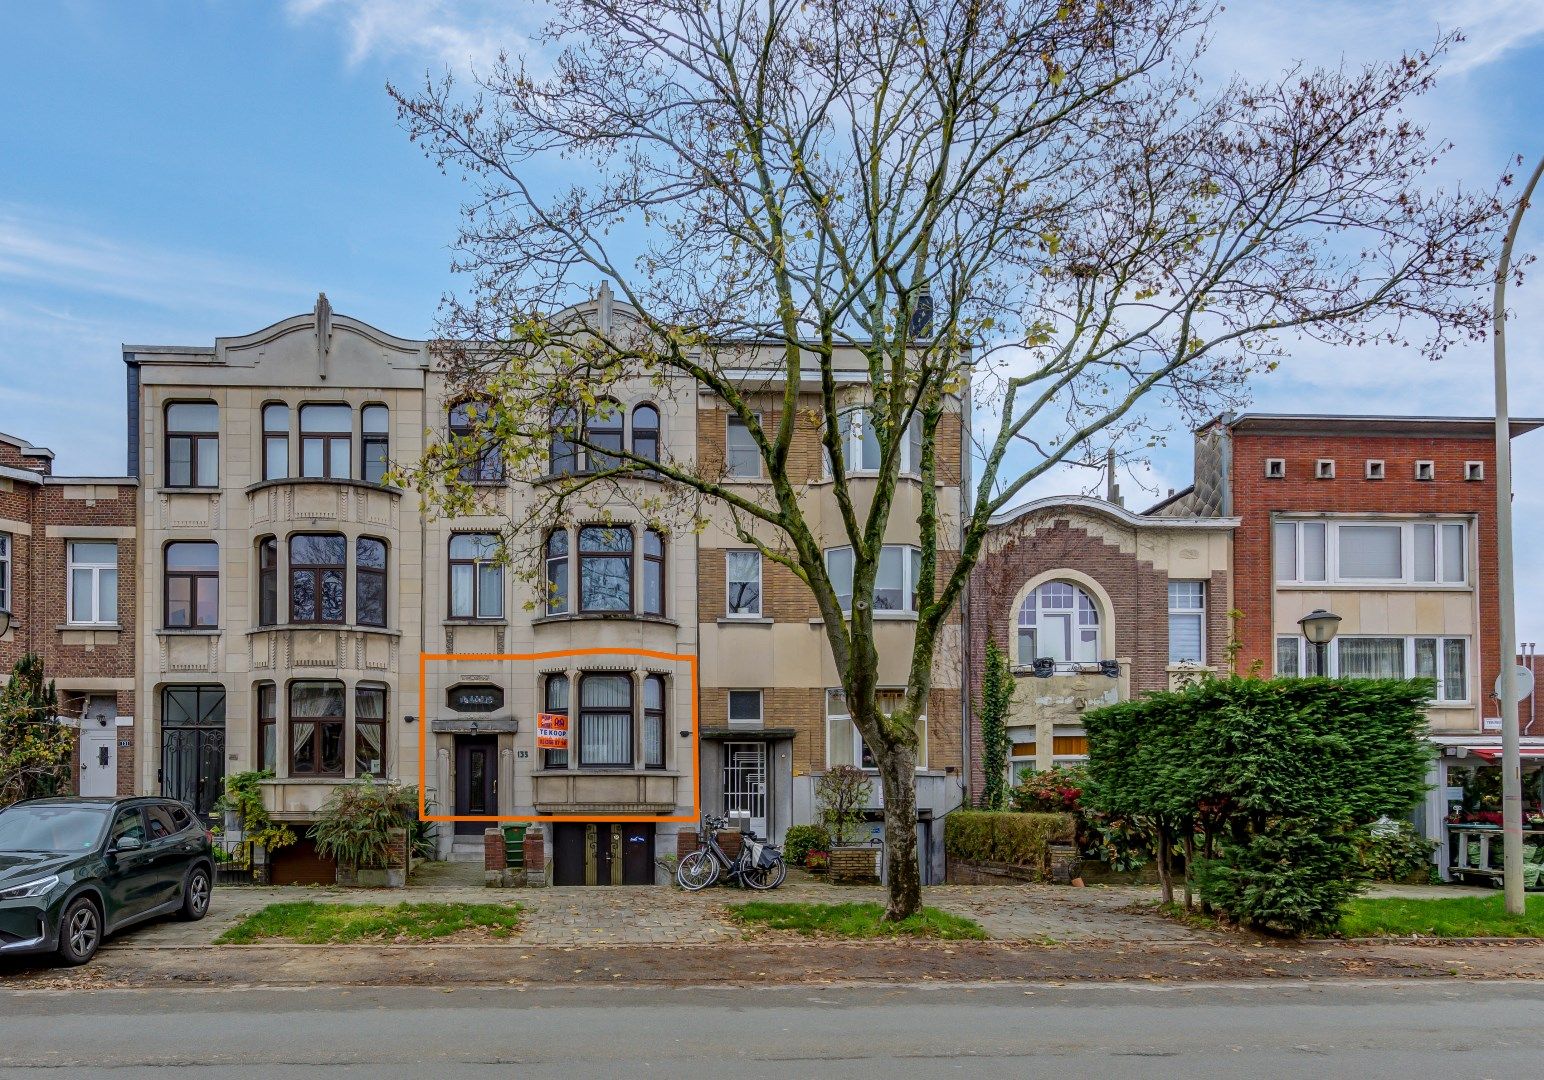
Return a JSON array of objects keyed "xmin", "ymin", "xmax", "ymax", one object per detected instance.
[
  {"xmin": 1276, "ymin": 634, "xmax": 1471, "ymax": 704},
  {"xmin": 725, "ymin": 550, "xmax": 763, "ymax": 618},
  {"xmin": 1016, "ymin": 580, "xmax": 1102, "ymax": 665},
  {"xmin": 726, "ymin": 414, "xmax": 761, "ymax": 478},
  {"xmin": 824, "ymin": 688, "xmax": 927, "ymax": 771},
  {"xmin": 0, "ymin": 531, "xmax": 10, "ymax": 613},
  {"xmin": 1273, "ymin": 516, "xmax": 1469, "ymax": 587},
  {"xmin": 1166, "ymin": 580, "xmax": 1206, "ymax": 665},
  {"xmin": 827, "ymin": 408, "xmax": 923, "ymax": 478},
  {"xmin": 823, "ymin": 545, "xmax": 922, "ymax": 616},
  {"xmin": 67, "ymin": 541, "xmax": 118, "ymax": 626},
  {"xmin": 727, "ymin": 689, "xmax": 763, "ymax": 728}
]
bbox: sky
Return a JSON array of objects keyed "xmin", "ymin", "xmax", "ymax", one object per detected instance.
[{"xmin": 1, "ymin": 0, "xmax": 1542, "ymax": 643}]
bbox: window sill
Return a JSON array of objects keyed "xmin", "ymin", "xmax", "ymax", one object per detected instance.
[
  {"xmin": 157, "ymin": 627, "xmax": 221, "ymax": 636},
  {"xmin": 1275, "ymin": 582, "xmax": 1471, "ymax": 591},
  {"xmin": 533, "ymin": 612, "xmax": 678, "ymax": 628},
  {"xmin": 442, "ymin": 617, "xmax": 508, "ymax": 627},
  {"xmin": 243, "ymin": 477, "xmax": 402, "ymax": 498},
  {"xmin": 808, "ymin": 612, "xmax": 919, "ymax": 626},
  {"xmin": 59, "ymin": 623, "xmax": 121, "ymax": 631},
  {"xmin": 534, "ymin": 768, "xmax": 678, "ymax": 777},
  {"xmin": 716, "ymin": 616, "xmax": 773, "ymax": 625},
  {"xmin": 260, "ymin": 776, "xmax": 350, "ymax": 785},
  {"xmin": 249, "ymin": 623, "xmax": 401, "ymax": 637},
  {"xmin": 157, "ymin": 486, "xmax": 221, "ymax": 495}
]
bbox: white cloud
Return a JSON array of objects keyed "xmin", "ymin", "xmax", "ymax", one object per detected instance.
[{"xmin": 284, "ymin": 0, "xmax": 546, "ymax": 72}]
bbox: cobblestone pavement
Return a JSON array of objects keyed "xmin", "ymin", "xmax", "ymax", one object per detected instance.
[{"xmin": 101, "ymin": 880, "xmax": 1198, "ymax": 950}]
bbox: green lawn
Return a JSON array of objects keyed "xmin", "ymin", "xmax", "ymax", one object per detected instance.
[
  {"xmin": 1338, "ymin": 894, "xmax": 1544, "ymax": 938},
  {"xmin": 727, "ymin": 901, "xmax": 987, "ymax": 940},
  {"xmin": 216, "ymin": 901, "xmax": 523, "ymax": 944}
]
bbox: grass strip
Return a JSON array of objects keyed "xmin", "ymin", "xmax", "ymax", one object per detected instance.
[
  {"xmin": 1337, "ymin": 894, "xmax": 1544, "ymax": 938},
  {"xmin": 216, "ymin": 901, "xmax": 523, "ymax": 944},
  {"xmin": 727, "ymin": 901, "xmax": 987, "ymax": 940}
]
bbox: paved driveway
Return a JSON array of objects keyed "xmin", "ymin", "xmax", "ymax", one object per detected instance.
[{"xmin": 103, "ymin": 881, "xmax": 1197, "ymax": 950}]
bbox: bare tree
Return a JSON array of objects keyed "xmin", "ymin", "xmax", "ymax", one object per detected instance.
[{"xmin": 391, "ymin": 0, "xmax": 1508, "ymax": 918}]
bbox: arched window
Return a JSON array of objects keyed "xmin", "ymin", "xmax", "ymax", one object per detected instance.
[
  {"xmin": 549, "ymin": 406, "xmax": 579, "ymax": 475},
  {"xmin": 578, "ymin": 525, "xmax": 633, "ymax": 612},
  {"xmin": 1017, "ymin": 581, "xmax": 1100, "ymax": 665},
  {"xmin": 642, "ymin": 529, "xmax": 665, "ymax": 616},
  {"xmin": 449, "ymin": 400, "xmax": 504, "ymax": 482},
  {"xmin": 585, "ymin": 399, "xmax": 624, "ymax": 471},
  {"xmin": 631, "ymin": 403, "xmax": 660, "ymax": 464},
  {"xmin": 544, "ymin": 530, "xmax": 569, "ymax": 615}
]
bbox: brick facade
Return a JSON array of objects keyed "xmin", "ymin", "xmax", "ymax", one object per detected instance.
[{"xmin": 0, "ymin": 431, "xmax": 138, "ymax": 797}]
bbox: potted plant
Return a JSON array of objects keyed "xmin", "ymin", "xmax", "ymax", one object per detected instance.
[
  {"xmin": 816, "ymin": 766, "xmax": 878, "ymax": 883},
  {"xmin": 309, "ymin": 779, "xmax": 419, "ymax": 888}
]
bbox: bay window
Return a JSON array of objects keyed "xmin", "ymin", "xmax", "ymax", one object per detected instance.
[
  {"xmin": 549, "ymin": 406, "xmax": 579, "ymax": 476},
  {"xmin": 823, "ymin": 544, "xmax": 922, "ymax": 615},
  {"xmin": 355, "ymin": 538, "xmax": 387, "ymax": 627},
  {"xmin": 642, "ymin": 529, "xmax": 665, "ymax": 616},
  {"xmin": 262, "ymin": 403, "xmax": 289, "ymax": 480},
  {"xmin": 165, "ymin": 402, "xmax": 219, "ymax": 487},
  {"xmin": 1275, "ymin": 517, "xmax": 1468, "ymax": 586},
  {"xmin": 68, "ymin": 541, "xmax": 117, "ymax": 625},
  {"xmin": 257, "ymin": 537, "xmax": 278, "ymax": 625},
  {"xmin": 290, "ymin": 680, "xmax": 345, "ymax": 778},
  {"xmin": 299, "ymin": 404, "xmax": 352, "ymax": 479},
  {"xmin": 361, "ymin": 405, "xmax": 389, "ymax": 484},
  {"xmin": 579, "ymin": 674, "xmax": 632, "ymax": 768},
  {"xmin": 448, "ymin": 534, "xmax": 504, "ymax": 619},
  {"xmin": 256, "ymin": 682, "xmax": 276, "ymax": 773},
  {"xmin": 825, "ymin": 688, "xmax": 927, "ymax": 770},
  {"xmin": 544, "ymin": 530, "xmax": 569, "ymax": 615},
  {"xmin": 289, "ymin": 534, "xmax": 345, "ymax": 623},
  {"xmin": 543, "ymin": 673, "xmax": 569, "ymax": 769},
  {"xmin": 643, "ymin": 674, "xmax": 666, "ymax": 769},
  {"xmin": 578, "ymin": 525, "xmax": 632, "ymax": 612},
  {"xmin": 165, "ymin": 541, "xmax": 219, "ymax": 628},
  {"xmin": 632, "ymin": 403, "xmax": 660, "ymax": 464},
  {"xmin": 726, "ymin": 550, "xmax": 762, "ymax": 617},
  {"xmin": 585, "ymin": 400, "xmax": 624, "ymax": 471}
]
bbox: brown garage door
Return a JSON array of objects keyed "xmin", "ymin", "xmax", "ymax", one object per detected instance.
[{"xmin": 268, "ymin": 838, "xmax": 337, "ymax": 886}]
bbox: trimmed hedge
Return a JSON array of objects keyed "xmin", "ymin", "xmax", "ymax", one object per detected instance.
[
  {"xmin": 782, "ymin": 824, "xmax": 832, "ymax": 866},
  {"xmin": 944, "ymin": 811, "xmax": 1075, "ymax": 867}
]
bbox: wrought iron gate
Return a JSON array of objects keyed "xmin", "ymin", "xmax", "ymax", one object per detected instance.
[
  {"xmin": 723, "ymin": 742, "xmax": 768, "ymax": 839},
  {"xmin": 160, "ymin": 685, "xmax": 226, "ymax": 819}
]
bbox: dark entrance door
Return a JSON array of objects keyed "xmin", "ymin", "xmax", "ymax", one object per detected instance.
[
  {"xmin": 553, "ymin": 823, "xmax": 586, "ymax": 885},
  {"xmin": 160, "ymin": 685, "xmax": 226, "ymax": 819},
  {"xmin": 551, "ymin": 822, "xmax": 656, "ymax": 885},
  {"xmin": 620, "ymin": 823, "xmax": 655, "ymax": 885},
  {"xmin": 454, "ymin": 736, "xmax": 497, "ymax": 835}
]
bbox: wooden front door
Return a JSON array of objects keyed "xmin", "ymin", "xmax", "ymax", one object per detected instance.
[{"xmin": 454, "ymin": 736, "xmax": 497, "ymax": 835}]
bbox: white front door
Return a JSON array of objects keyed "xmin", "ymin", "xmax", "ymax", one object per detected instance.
[
  {"xmin": 78, "ymin": 696, "xmax": 117, "ymax": 797},
  {"xmin": 723, "ymin": 742, "xmax": 768, "ymax": 839}
]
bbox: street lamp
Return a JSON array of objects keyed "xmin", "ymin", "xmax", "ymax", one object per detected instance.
[{"xmin": 1298, "ymin": 609, "xmax": 1341, "ymax": 676}]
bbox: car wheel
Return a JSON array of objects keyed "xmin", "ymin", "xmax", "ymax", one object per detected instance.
[
  {"xmin": 178, "ymin": 866, "xmax": 211, "ymax": 921},
  {"xmin": 56, "ymin": 896, "xmax": 102, "ymax": 966}
]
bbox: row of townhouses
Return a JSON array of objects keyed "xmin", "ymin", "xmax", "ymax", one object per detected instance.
[{"xmin": 1, "ymin": 298, "xmax": 1538, "ymax": 884}]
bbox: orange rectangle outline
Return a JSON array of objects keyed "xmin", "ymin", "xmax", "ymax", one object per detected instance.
[{"xmin": 417, "ymin": 647, "xmax": 700, "ymax": 824}]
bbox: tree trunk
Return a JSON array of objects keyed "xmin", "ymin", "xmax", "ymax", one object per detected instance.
[
  {"xmin": 1182, "ymin": 832, "xmax": 1194, "ymax": 911},
  {"xmin": 1155, "ymin": 823, "xmax": 1174, "ymax": 906},
  {"xmin": 878, "ymin": 746, "xmax": 921, "ymax": 921}
]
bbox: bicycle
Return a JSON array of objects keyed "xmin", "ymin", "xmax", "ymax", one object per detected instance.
[{"xmin": 676, "ymin": 815, "xmax": 787, "ymax": 891}]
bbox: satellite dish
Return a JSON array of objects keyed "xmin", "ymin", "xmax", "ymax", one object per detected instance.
[{"xmin": 1495, "ymin": 665, "xmax": 1536, "ymax": 701}]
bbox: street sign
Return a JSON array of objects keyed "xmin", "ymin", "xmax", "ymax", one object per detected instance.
[{"xmin": 1494, "ymin": 665, "xmax": 1536, "ymax": 702}]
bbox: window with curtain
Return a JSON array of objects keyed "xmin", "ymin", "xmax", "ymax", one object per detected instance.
[
  {"xmin": 68, "ymin": 541, "xmax": 118, "ymax": 625},
  {"xmin": 355, "ymin": 684, "xmax": 386, "ymax": 778},
  {"xmin": 1278, "ymin": 518, "xmax": 1463, "ymax": 585},
  {"xmin": 165, "ymin": 541, "xmax": 218, "ymax": 628},
  {"xmin": 586, "ymin": 400, "xmax": 624, "ymax": 471},
  {"xmin": 544, "ymin": 530, "xmax": 569, "ymax": 615},
  {"xmin": 1276, "ymin": 636, "xmax": 1301, "ymax": 677},
  {"xmin": 579, "ymin": 674, "xmax": 632, "ymax": 767},
  {"xmin": 834, "ymin": 408, "xmax": 923, "ymax": 474},
  {"xmin": 824, "ymin": 545, "xmax": 921, "ymax": 615},
  {"xmin": 257, "ymin": 537, "xmax": 278, "ymax": 625},
  {"xmin": 543, "ymin": 673, "xmax": 569, "ymax": 769},
  {"xmin": 361, "ymin": 405, "xmax": 389, "ymax": 484},
  {"xmin": 1337, "ymin": 637, "xmax": 1406, "ymax": 679},
  {"xmin": 1415, "ymin": 637, "xmax": 1469, "ymax": 702},
  {"xmin": 825, "ymin": 688, "xmax": 926, "ymax": 770},
  {"xmin": 448, "ymin": 400, "xmax": 504, "ymax": 482},
  {"xmin": 448, "ymin": 534, "xmax": 503, "ymax": 619},
  {"xmin": 642, "ymin": 529, "xmax": 665, "ymax": 616},
  {"xmin": 642, "ymin": 674, "xmax": 665, "ymax": 769},
  {"xmin": 299, "ymin": 403, "xmax": 352, "ymax": 479},
  {"xmin": 355, "ymin": 538, "xmax": 386, "ymax": 627},
  {"xmin": 1167, "ymin": 581, "xmax": 1205, "ymax": 664},
  {"xmin": 289, "ymin": 534, "xmax": 345, "ymax": 623},
  {"xmin": 631, "ymin": 403, "xmax": 660, "ymax": 464},
  {"xmin": 726, "ymin": 550, "xmax": 761, "ymax": 617},
  {"xmin": 726, "ymin": 416, "xmax": 760, "ymax": 477},
  {"xmin": 262, "ymin": 403, "xmax": 289, "ymax": 480},
  {"xmin": 166, "ymin": 402, "xmax": 219, "ymax": 487},
  {"xmin": 1016, "ymin": 581, "xmax": 1100, "ymax": 664},
  {"xmin": 290, "ymin": 680, "xmax": 345, "ymax": 777},
  {"xmin": 549, "ymin": 406, "xmax": 579, "ymax": 475},
  {"xmin": 256, "ymin": 682, "xmax": 276, "ymax": 773},
  {"xmin": 579, "ymin": 526, "xmax": 633, "ymax": 612}
]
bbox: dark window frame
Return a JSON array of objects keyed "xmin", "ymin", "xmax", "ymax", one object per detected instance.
[
  {"xmin": 543, "ymin": 672, "xmax": 569, "ymax": 770},
  {"xmin": 257, "ymin": 537, "xmax": 279, "ymax": 626},
  {"xmin": 256, "ymin": 681, "xmax": 277, "ymax": 774},
  {"xmin": 164, "ymin": 541, "xmax": 219, "ymax": 629},
  {"xmin": 549, "ymin": 406, "xmax": 580, "ymax": 476},
  {"xmin": 631, "ymin": 403, "xmax": 660, "ymax": 465},
  {"xmin": 289, "ymin": 533, "xmax": 347, "ymax": 625},
  {"xmin": 262, "ymin": 402, "xmax": 290, "ymax": 481},
  {"xmin": 642, "ymin": 529, "xmax": 665, "ymax": 616},
  {"xmin": 447, "ymin": 533, "xmax": 504, "ymax": 620},
  {"xmin": 578, "ymin": 525, "xmax": 634, "ymax": 614},
  {"xmin": 545, "ymin": 530, "xmax": 569, "ymax": 615},
  {"xmin": 642, "ymin": 673, "xmax": 666, "ymax": 769},
  {"xmin": 288, "ymin": 679, "xmax": 346, "ymax": 779},
  {"xmin": 165, "ymin": 402, "xmax": 219, "ymax": 488},
  {"xmin": 298, "ymin": 403, "xmax": 353, "ymax": 480},
  {"xmin": 361, "ymin": 404, "xmax": 389, "ymax": 484},
  {"xmin": 354, "ymin": 683, "xmax": 387, "ymax": 779},
  {"xmin": 578, "ymin": 672, "xmax": 633, "ymax": 769},
  {"xmin": 355, "ymin": 536, "xmax": 388, "ymax": 628},
  {"xmin": 449, "ymin": 400, "xmax": 505, "ymax": 483},
  {"xmin": 585, "ymin": 399, "xmax": 625, "ymax": 472}
]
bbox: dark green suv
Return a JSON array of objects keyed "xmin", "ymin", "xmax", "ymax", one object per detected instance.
[{"xmin": 0, "ymin": 796, "xmax": 213, "ymax": 965}]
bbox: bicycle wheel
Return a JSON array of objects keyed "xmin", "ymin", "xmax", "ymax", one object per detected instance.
[
  {"xmin": 744, "ymin": 856, "xmax": 787, "ymax": 890},
  {"xmin": 677, "ymin": 849, "xmax": 720, "ymax": 891}
]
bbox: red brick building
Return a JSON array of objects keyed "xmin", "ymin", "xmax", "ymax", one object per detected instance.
[{"xmin": 0, "ymin": 431, "xmax": 138, "ymax": 796}]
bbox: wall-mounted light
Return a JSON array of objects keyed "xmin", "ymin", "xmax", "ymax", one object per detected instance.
[
  {"xmin": 404, "ymin": 714, "xmax": 417, "ymax": 725},
  {"xmin": 679, "ymin": 730, "xmax": 692, "ymax": 738}
]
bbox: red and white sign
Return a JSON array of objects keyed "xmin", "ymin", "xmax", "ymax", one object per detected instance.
[{"xmin": 536, "ymin": 712, "xmax": 569, "ymax": 750}]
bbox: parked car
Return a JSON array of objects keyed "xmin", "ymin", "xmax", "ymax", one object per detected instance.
[{"xmin": 0, "ymin": 796, "xmax": 213, "ymax": 965}]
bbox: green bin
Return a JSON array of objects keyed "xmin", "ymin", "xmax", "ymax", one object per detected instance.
[{"xmin": 502, "ymin": 825, "xmax": 527, "ymax": 870}]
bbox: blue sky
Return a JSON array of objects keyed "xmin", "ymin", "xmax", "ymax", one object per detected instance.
[{"xmin": 2, "ymin": 0, "xmax": 1543, "ymax": 642}]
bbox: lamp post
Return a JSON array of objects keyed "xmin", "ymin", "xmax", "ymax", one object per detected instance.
[
  {"xmin": 1492, "ymin": 152, "xmax": 1543, "ymax": 916},
  {"xmin": 1298, "ymin": 609, "xmax": 1341, "ymax": 676}
]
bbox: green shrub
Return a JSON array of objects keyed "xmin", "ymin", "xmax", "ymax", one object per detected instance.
[
  {"xmin": 1193, "ymin": 821, "xmax": 1364, "ymax": 936},
  {"xmin": 782, "ymin": 824, "xmax": 831, "ymax": 866},
  {"xmin": 1355, "ymin": 821, "xmax": 1439, "ymax": 883},
  {"xmin": 309, "ymin": 779, "xmax": 420, "ymax": 870},
  {"xmin": 944, "ymin": 810, "xmax": 1074, "ymax": 869}
]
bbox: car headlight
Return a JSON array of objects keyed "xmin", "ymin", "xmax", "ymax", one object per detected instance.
[{"xmin": 0, "ymin": 875, "xmax": 59, "ymax": 900}]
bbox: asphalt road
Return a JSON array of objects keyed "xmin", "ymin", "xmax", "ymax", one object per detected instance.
[{"xmin": 0, "ymin": 979, "xmax": 1540, "ymax": 1078}]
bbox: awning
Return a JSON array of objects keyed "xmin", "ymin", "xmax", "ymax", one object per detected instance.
[{"xmin": 1463, "ymin": 747, "xmax": 1544, "ymax": 763}]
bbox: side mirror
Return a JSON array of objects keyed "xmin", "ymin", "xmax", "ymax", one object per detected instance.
[{"xmin": 113, "ymin": 836, "xmax": 144, "ymax": 854}]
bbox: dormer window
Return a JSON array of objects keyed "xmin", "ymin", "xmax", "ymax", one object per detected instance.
[
  {"xmin": 1264, "ymin": 458, "xmax": 1285, "ymax": 479},
  {"xmin": 1315, "ymin": 459, "xmax": 1336, "ymax": 480}
]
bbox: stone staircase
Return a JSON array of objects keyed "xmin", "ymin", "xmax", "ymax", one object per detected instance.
[{"xmin": 448, "ymin": 838, "xmax": 484, "ymax": 864}]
